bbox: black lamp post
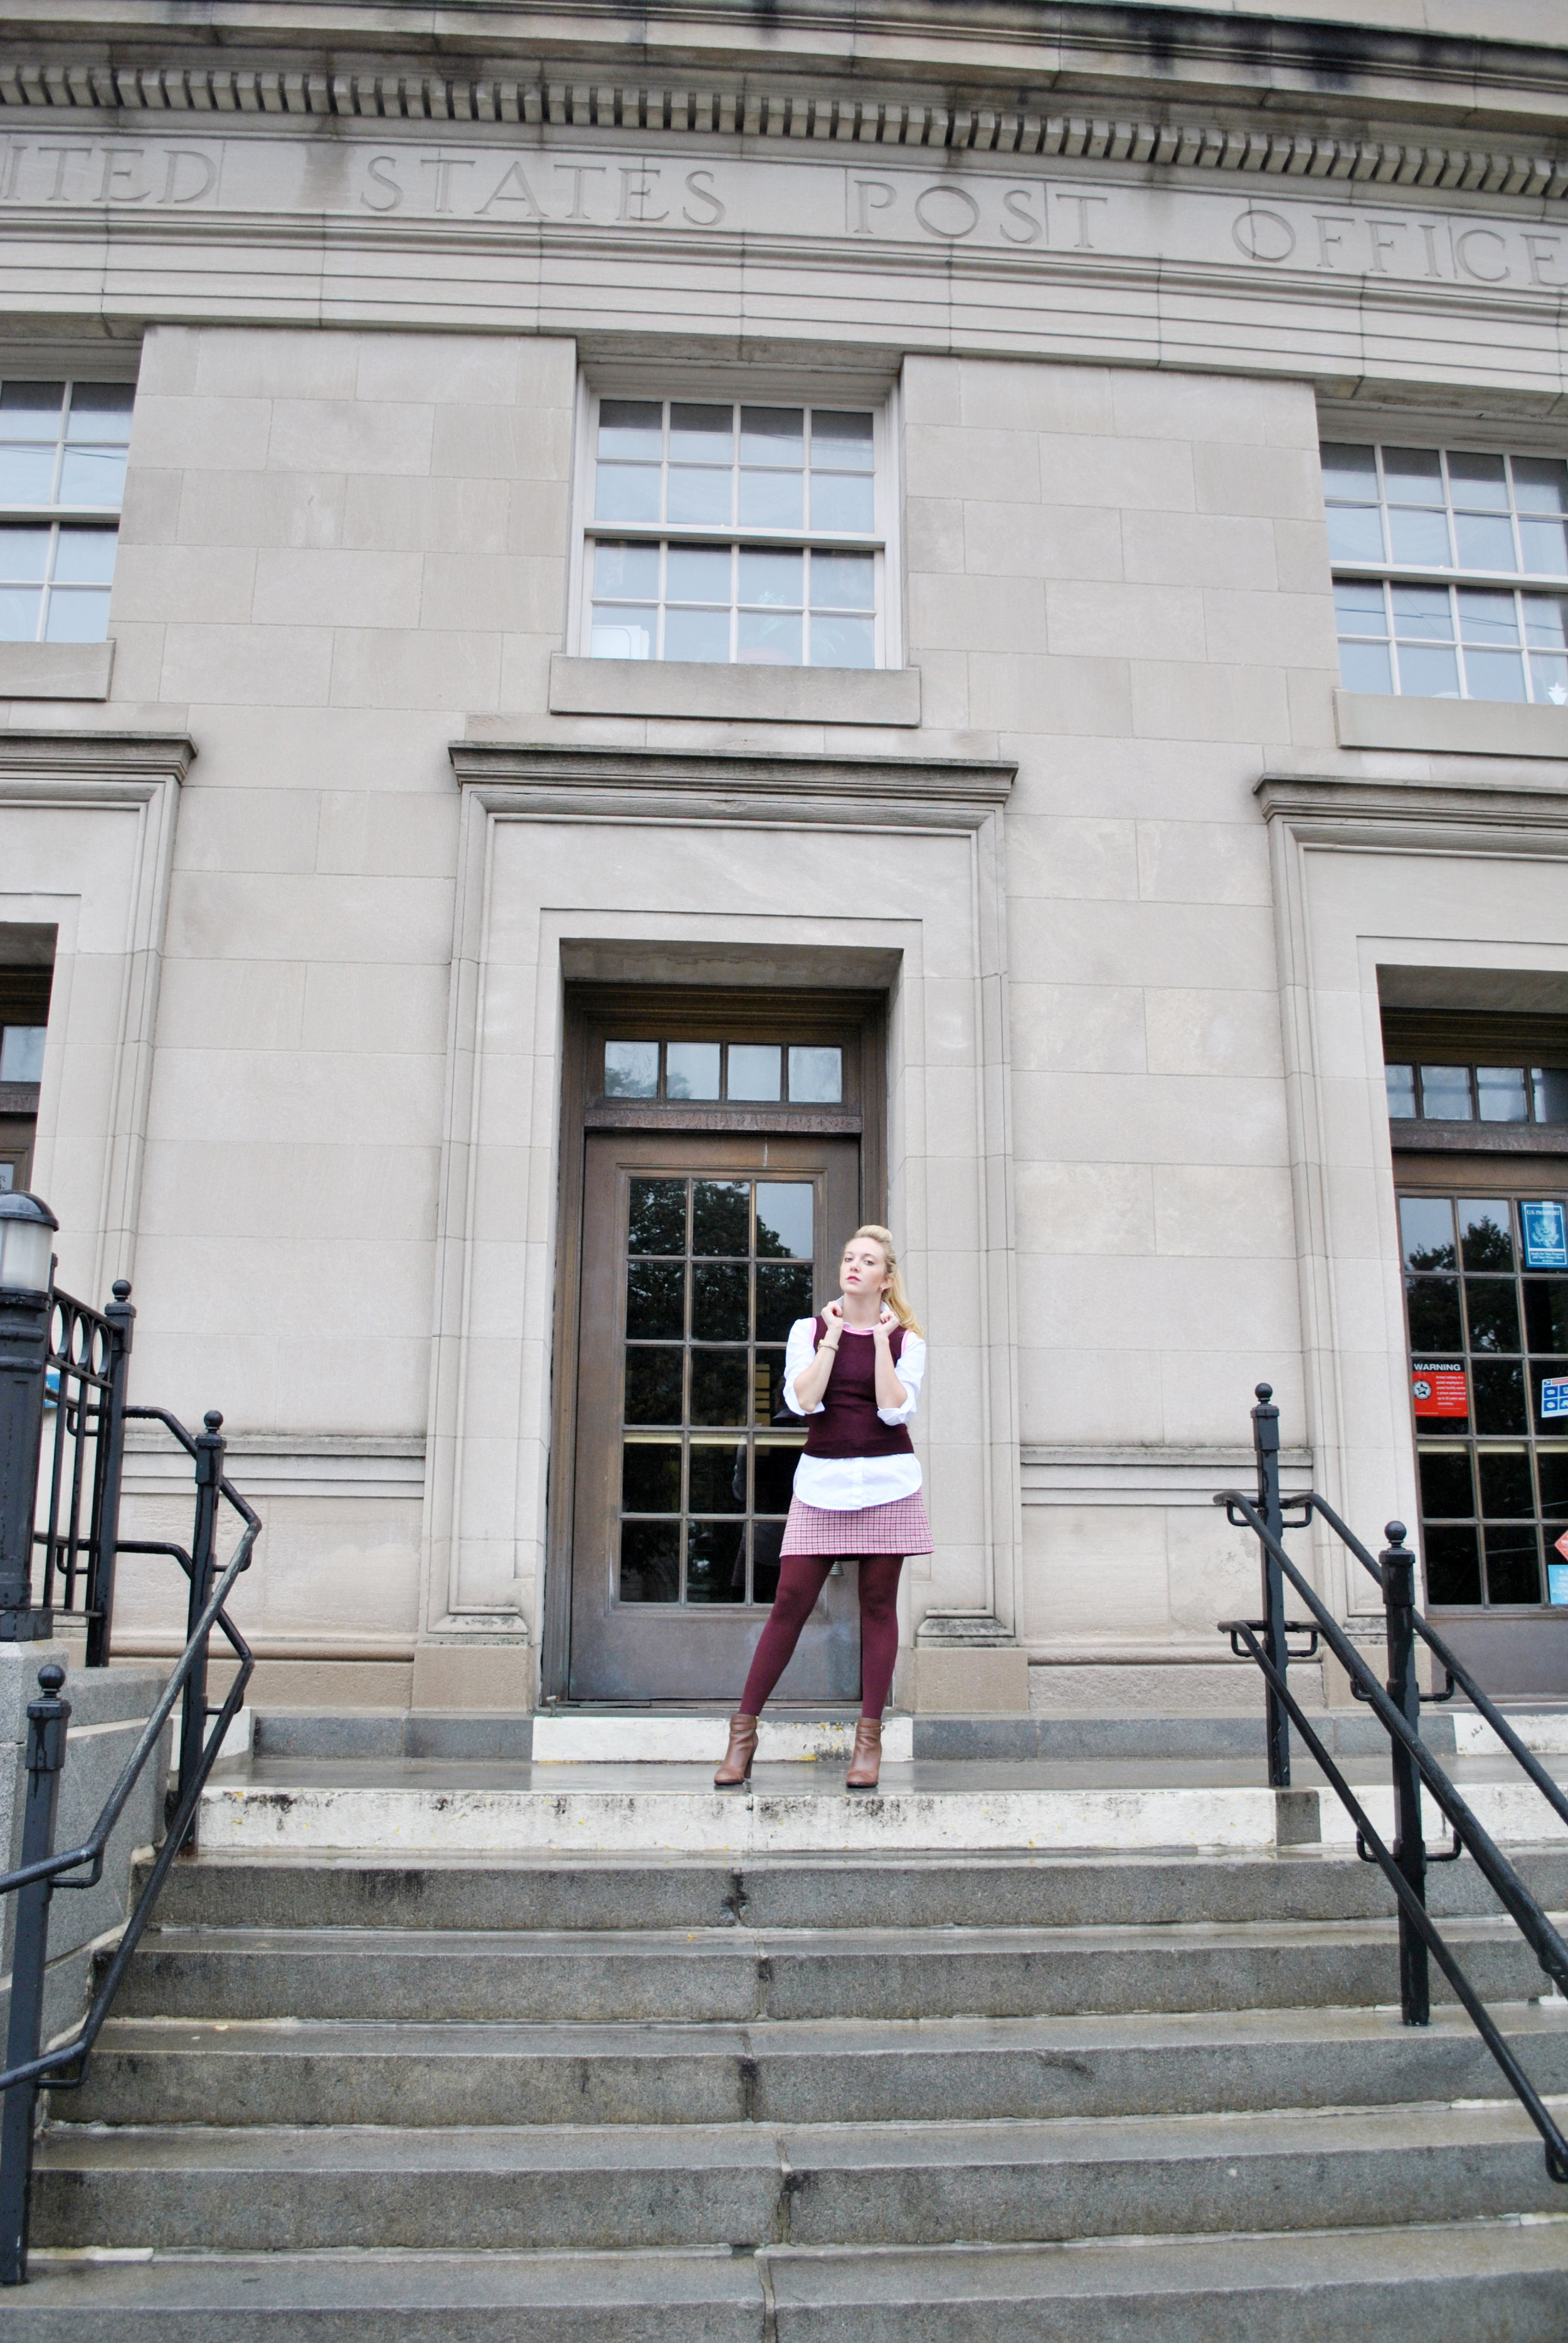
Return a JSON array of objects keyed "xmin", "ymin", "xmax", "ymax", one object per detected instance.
[{"xmin": 0, "ymin": 1194, "xmax": 58, "ymax": 1640}]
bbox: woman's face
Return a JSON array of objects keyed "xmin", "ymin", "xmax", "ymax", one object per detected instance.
[{"xmin": 840, "ymin": 1238, "xmax": 891, "ymax": 1300}]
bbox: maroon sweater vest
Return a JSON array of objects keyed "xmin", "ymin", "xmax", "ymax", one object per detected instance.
[{"xmin": 801, "ymin": 1317, "xmax": 913, "ymax": 1461}]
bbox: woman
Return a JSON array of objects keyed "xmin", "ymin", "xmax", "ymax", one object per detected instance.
[{"xmin": 715, "ymin": 1224, "xmax": 929, "ymax": 1793}]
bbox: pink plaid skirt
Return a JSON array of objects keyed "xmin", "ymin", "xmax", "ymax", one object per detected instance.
[{"xmin": 778, "ymin": 1491, "xmax": 933, "ymax": 1558}]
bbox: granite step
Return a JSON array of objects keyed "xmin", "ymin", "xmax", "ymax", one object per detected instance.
[
  {"xmin": 30, "ymin": 2098, "xmax": 1568, "ymax": 2255},
  {"xmin": 60, "ymin": 2000, "xmax": 1568, "ymax": 2131},
  {"xmin": 16, "ymin": 2219, "xmax": 1566, "ymax": 2343},
  {"xmin": 135, "ymin": 1846, "xmax": 1568, "ymax": 1935},
  {"xmin": 110, "ymin": 1915, "xmax": 1555, "ymax": 2026}
]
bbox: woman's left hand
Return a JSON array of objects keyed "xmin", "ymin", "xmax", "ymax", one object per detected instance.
[{"xmin": 873, "ymin": 1305, "xmax": 896, "ymax": 1339}]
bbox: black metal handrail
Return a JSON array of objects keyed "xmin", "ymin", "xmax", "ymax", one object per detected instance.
[
  {"xmin": 0, "ymin": 1406, "xmax": 257, "ymax": 2283},
  {"xmin": 33, "ymin": 1282, "xmax": 135, "ymax": 1662},
  {"xmin": 1216, "ymin": 1384, "xmax": 1568, "ymax": 2186}
]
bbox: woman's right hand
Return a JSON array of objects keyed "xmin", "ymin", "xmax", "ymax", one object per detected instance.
[{"xmin": 820, "ymin": 1299, "xmax": 845, "ymax": 1345}]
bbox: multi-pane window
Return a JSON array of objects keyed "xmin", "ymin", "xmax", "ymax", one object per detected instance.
[
  {"xmin": 583, "ymin": 398, "xmax": 886, "ymax": 667},
  {"xmin": 1386, "ymin": 1061, "xmax": 1568, "ymax": 1125},
  {"xmin": 0, "ymin": 381, "xmax": 132, "ymax": 644},
  {"xmin": 1324, "ymin": 440, "xmax": 1568, "ymax": 703},
  {"xmin": 618, "ymin": 1175, "xmax": 816, "ymax": 1607},
  {"xmin": 1401, "ymin": 1194, "xmax": 1568, "ymax": 1608},
  {"xmin": 603, "ymin": 1038, "xmax": 843, "ymax": 1106}
]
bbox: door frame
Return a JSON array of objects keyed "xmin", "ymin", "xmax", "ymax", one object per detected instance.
[{"xmin": 541, "ymin": 982, "xmax": 887, "ymax": 1702}]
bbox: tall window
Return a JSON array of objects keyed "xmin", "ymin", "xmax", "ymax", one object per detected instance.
[
  {"xmin": 1324, "ymin": 440, "xmax": 1568, "ymax": 704},
  {"xmin": 0, "ymin": 381, "xmax": 132, "ymax": 646},
  {"xmin": 581, "ymin": 395, "xmax": 889, "ymax": 668}
]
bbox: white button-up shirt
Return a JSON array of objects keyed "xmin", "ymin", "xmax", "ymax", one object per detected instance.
[{"xmin": 781, "ymin": 1317, "xmax": 926, "ymax": 1511}]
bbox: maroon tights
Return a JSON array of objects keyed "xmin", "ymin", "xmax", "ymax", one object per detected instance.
[{"xmin": 739, "ymin": 1554, "xmax": 904, "ymax": 1720}]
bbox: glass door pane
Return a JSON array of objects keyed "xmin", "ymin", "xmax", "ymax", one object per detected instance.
[{"xmin": 618, "ymin": 1172, "xmax": 813, "ymax": 1609}]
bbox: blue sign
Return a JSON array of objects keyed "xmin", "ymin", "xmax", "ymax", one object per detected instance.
[
  {"xmin": 1522, "ymin": 1199, "xmax": 1568, "ymax": 1270},
  {"xmin": 1551, "ymin": 1561, "xmax": 1568, "ymax": 1608},
  {"xmin": 1543, "ymin": 1376, "xmax": 1568, "ymax": 1421}
]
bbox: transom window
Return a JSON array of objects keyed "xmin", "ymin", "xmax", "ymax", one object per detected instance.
[
  {"xmin": 619, "ymin": 1176, "xmax": 815, "ymax": 1608},
  {"xmin": 582, "ymin": 396, "xmax": 887, "ymax": 668},
  {"xmin": 0, "ymin": 1026, "xmax": 45, "ymax": 1085},
  {"xmin": 0, "ymin": 380, "xmax": 132, "ymax": 645},
  {"xmin": 603, "ymin": 1039, "xmax": 842, "ymax": 1106},
  {"xmin": 1386, "ymin": 1061, "xmax": 1568, "ymax": 1125},
  {"xmin": 1400, "ymin": 1193, "xmax": 1568, "ymax": 1609},
  {"xmin": 1324, "ymin": 440, "xmax": 1568, "ymax": 703}
]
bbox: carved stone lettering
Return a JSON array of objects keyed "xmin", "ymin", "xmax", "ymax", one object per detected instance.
[{"xmin": 0, "ymin": 129, "xmax": 1560, "ymax": 311}]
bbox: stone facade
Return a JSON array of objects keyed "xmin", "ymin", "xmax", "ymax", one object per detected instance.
[{"xmin": 4, "ymin": 2, "xmax": 1568, "ymax": 1713}]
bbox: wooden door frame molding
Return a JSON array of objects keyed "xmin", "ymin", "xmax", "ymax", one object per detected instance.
[{"xmin": 544, "ymin": 981, "xmax": 888, "ymax": 1701}]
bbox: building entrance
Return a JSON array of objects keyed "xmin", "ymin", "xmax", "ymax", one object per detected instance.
[
  {"xmin": 551, "ymin": 989, "xmax": 886, "ymax": 1705},
  {"xmin": 568, "ymin": 1133, "xmax": 861, "ymax": 1701},
  {"xmin": 1385, "ymin": 1010, "xmax": 1568, "ymax": 1692}
]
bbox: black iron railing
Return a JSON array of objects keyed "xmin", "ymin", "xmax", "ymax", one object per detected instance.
[
  {"xmin": 0, "ymin": 1406, "xmax": 257, "ymax": 2282},
  {"xmin": 33, "ymin": 1281, "xmax": 135, "ymax": 1664},
  {"xmin": 1217, "ymin": 1383, "xmax": 1568, "ymax": 2186}
]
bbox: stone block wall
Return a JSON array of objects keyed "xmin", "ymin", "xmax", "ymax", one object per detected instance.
[{"xmin": 899, "ymin": 354, "xmax": 1341, "ymax": 1699}]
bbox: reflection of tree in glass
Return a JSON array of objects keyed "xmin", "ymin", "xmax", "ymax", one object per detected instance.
[
  {"xmin": 693, "ymin": 1180, "xmax": 750, "ymax": 1256},
  {"xmin": 1459, "ymin": 1208, "xmax": 1513, "ymax": 1270},
  {"xmin": 1407, "ymin": 1243, "xmax": 1458, "ymax": 1272},
  {"xmin": 757, "ymin": 1262, "xmax": 813, "ymax": 1340},
  {"xmin": 629, "ymin": 1179, "xmax": 686, "ymax": 1255},
  {"xmin": 626, "ymin": 1262, "xmax": 685, "ymax": 1338},
  {"xmin": 1406, "ymin": 1278, "xmax": 1462, "ymax": 1349}
]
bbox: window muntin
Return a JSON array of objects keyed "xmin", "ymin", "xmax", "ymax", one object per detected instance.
[
  {"xmin": 582, "ymin": 396, "xmax": 886, "ymax": 668},
  {"xmin": 1385, "ymin": 1061, "xmax": 1568, "ymax": 1125},
  {"xmin": 1324, "ymin": 440, "xmax": 1568, "ymax": 703},
  {"xmin": 1401, "ymin": 1193, "xmax": 1568, "ymax": 1608}
]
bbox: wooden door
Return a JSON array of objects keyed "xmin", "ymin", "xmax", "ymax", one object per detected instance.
[{"xmin": 568, "ymin": 1132, "xmax": 862, "ymax": 1703}]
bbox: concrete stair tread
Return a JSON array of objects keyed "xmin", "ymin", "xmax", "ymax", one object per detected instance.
[
  {"xmin": 767, "ymin": 2216, "xmax": 1568, "ymax": 2311},
  {"xmin": 14, "ymin": 2243, "xmax": 760, "ymax": 2319},
  {"xmin": 35, "ymin": 2095, "xmax": 1568, "ymax": 2172},
  {"xmin": 31, "ymin": 2100, "xmax": 1568, "ymax": 2253},
  {"xmin": 12, "ymin": 2218, "xmax": 1568, "ymax": 2318},
  {"xmin": 60, "ymin": 2000, "xmax": 1568, "ymax": 2133},
  {"xmin": 72, "ymin": 1997, "xmax": 1568, "ymax": 2061},
  {"xmin": 137, "ymin": 1844, "xmax": 1568, "ymax": 1935},
  {"xmin": 135, "ymin": 1912, "xmax": 1547, "ymax": 1955}
]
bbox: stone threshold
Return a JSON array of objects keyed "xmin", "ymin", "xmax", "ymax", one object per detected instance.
[{"xmin": 196, "ymin": 1748, "xmax": 1568, "ymax": 1858}]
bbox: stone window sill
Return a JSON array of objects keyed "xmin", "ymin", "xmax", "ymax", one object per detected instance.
[
  {"xmin": 1335, "ymin": 689, "xmax": 1568, "ymax": 758},
  {"xmin": 0, "ymin": 640, "xmax": 114, "ymax": 701},
  {"xmin": 549, "ymin": 654, "xmax": 920, "ymax": 726}
]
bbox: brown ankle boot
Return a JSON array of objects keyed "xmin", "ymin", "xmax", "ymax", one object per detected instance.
[
  {"xmin": 714, "ymin": 1713, "xmax": 758, "ymax": 1788},
  {"xmin": 845, "ymin": 1717, "xmax": 882, "ymax": 1791}
]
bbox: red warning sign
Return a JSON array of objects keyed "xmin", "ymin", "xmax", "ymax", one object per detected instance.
[
  {"xmin": 1556, "ymin": 1530, "xmax": 1568, "ymax": 1563},
  {"xmin": 1412, "ymin": 1362, "xmax": 1468, "ymax": 1419}
]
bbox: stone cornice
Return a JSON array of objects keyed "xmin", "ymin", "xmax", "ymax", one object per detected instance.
[
  {"xmin": 0, "ymin": 728, "xmax": 195, "ymax": 791},
  {"xmin": 1256, "ymin": 768, "xmax": 1568, "ymax": 847},
  {"xmin": 8, "ymin": 5, "xmax": 1568, "ymax": 202},
  {"xmin": 449, "ymin": 739, "xmax": 1015, "ymax": 826}
]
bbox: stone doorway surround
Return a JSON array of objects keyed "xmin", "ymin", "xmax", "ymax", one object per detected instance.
[
  {"xmin": 421, "ymin": 741, "xmax": 1020, "ymax": 1713},
  {"xmin": 1257, "ymin": 762, "xmax": 1568, "ymax": 1680},
  {"xmin": 0, "ymin": 730, "xmax": 190, "ymax": 1302}
]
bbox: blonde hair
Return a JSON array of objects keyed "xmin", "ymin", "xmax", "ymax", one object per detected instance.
[{"xmin": 843, "ymin": 1224, "xmax": 923, "ymax": 1336}]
